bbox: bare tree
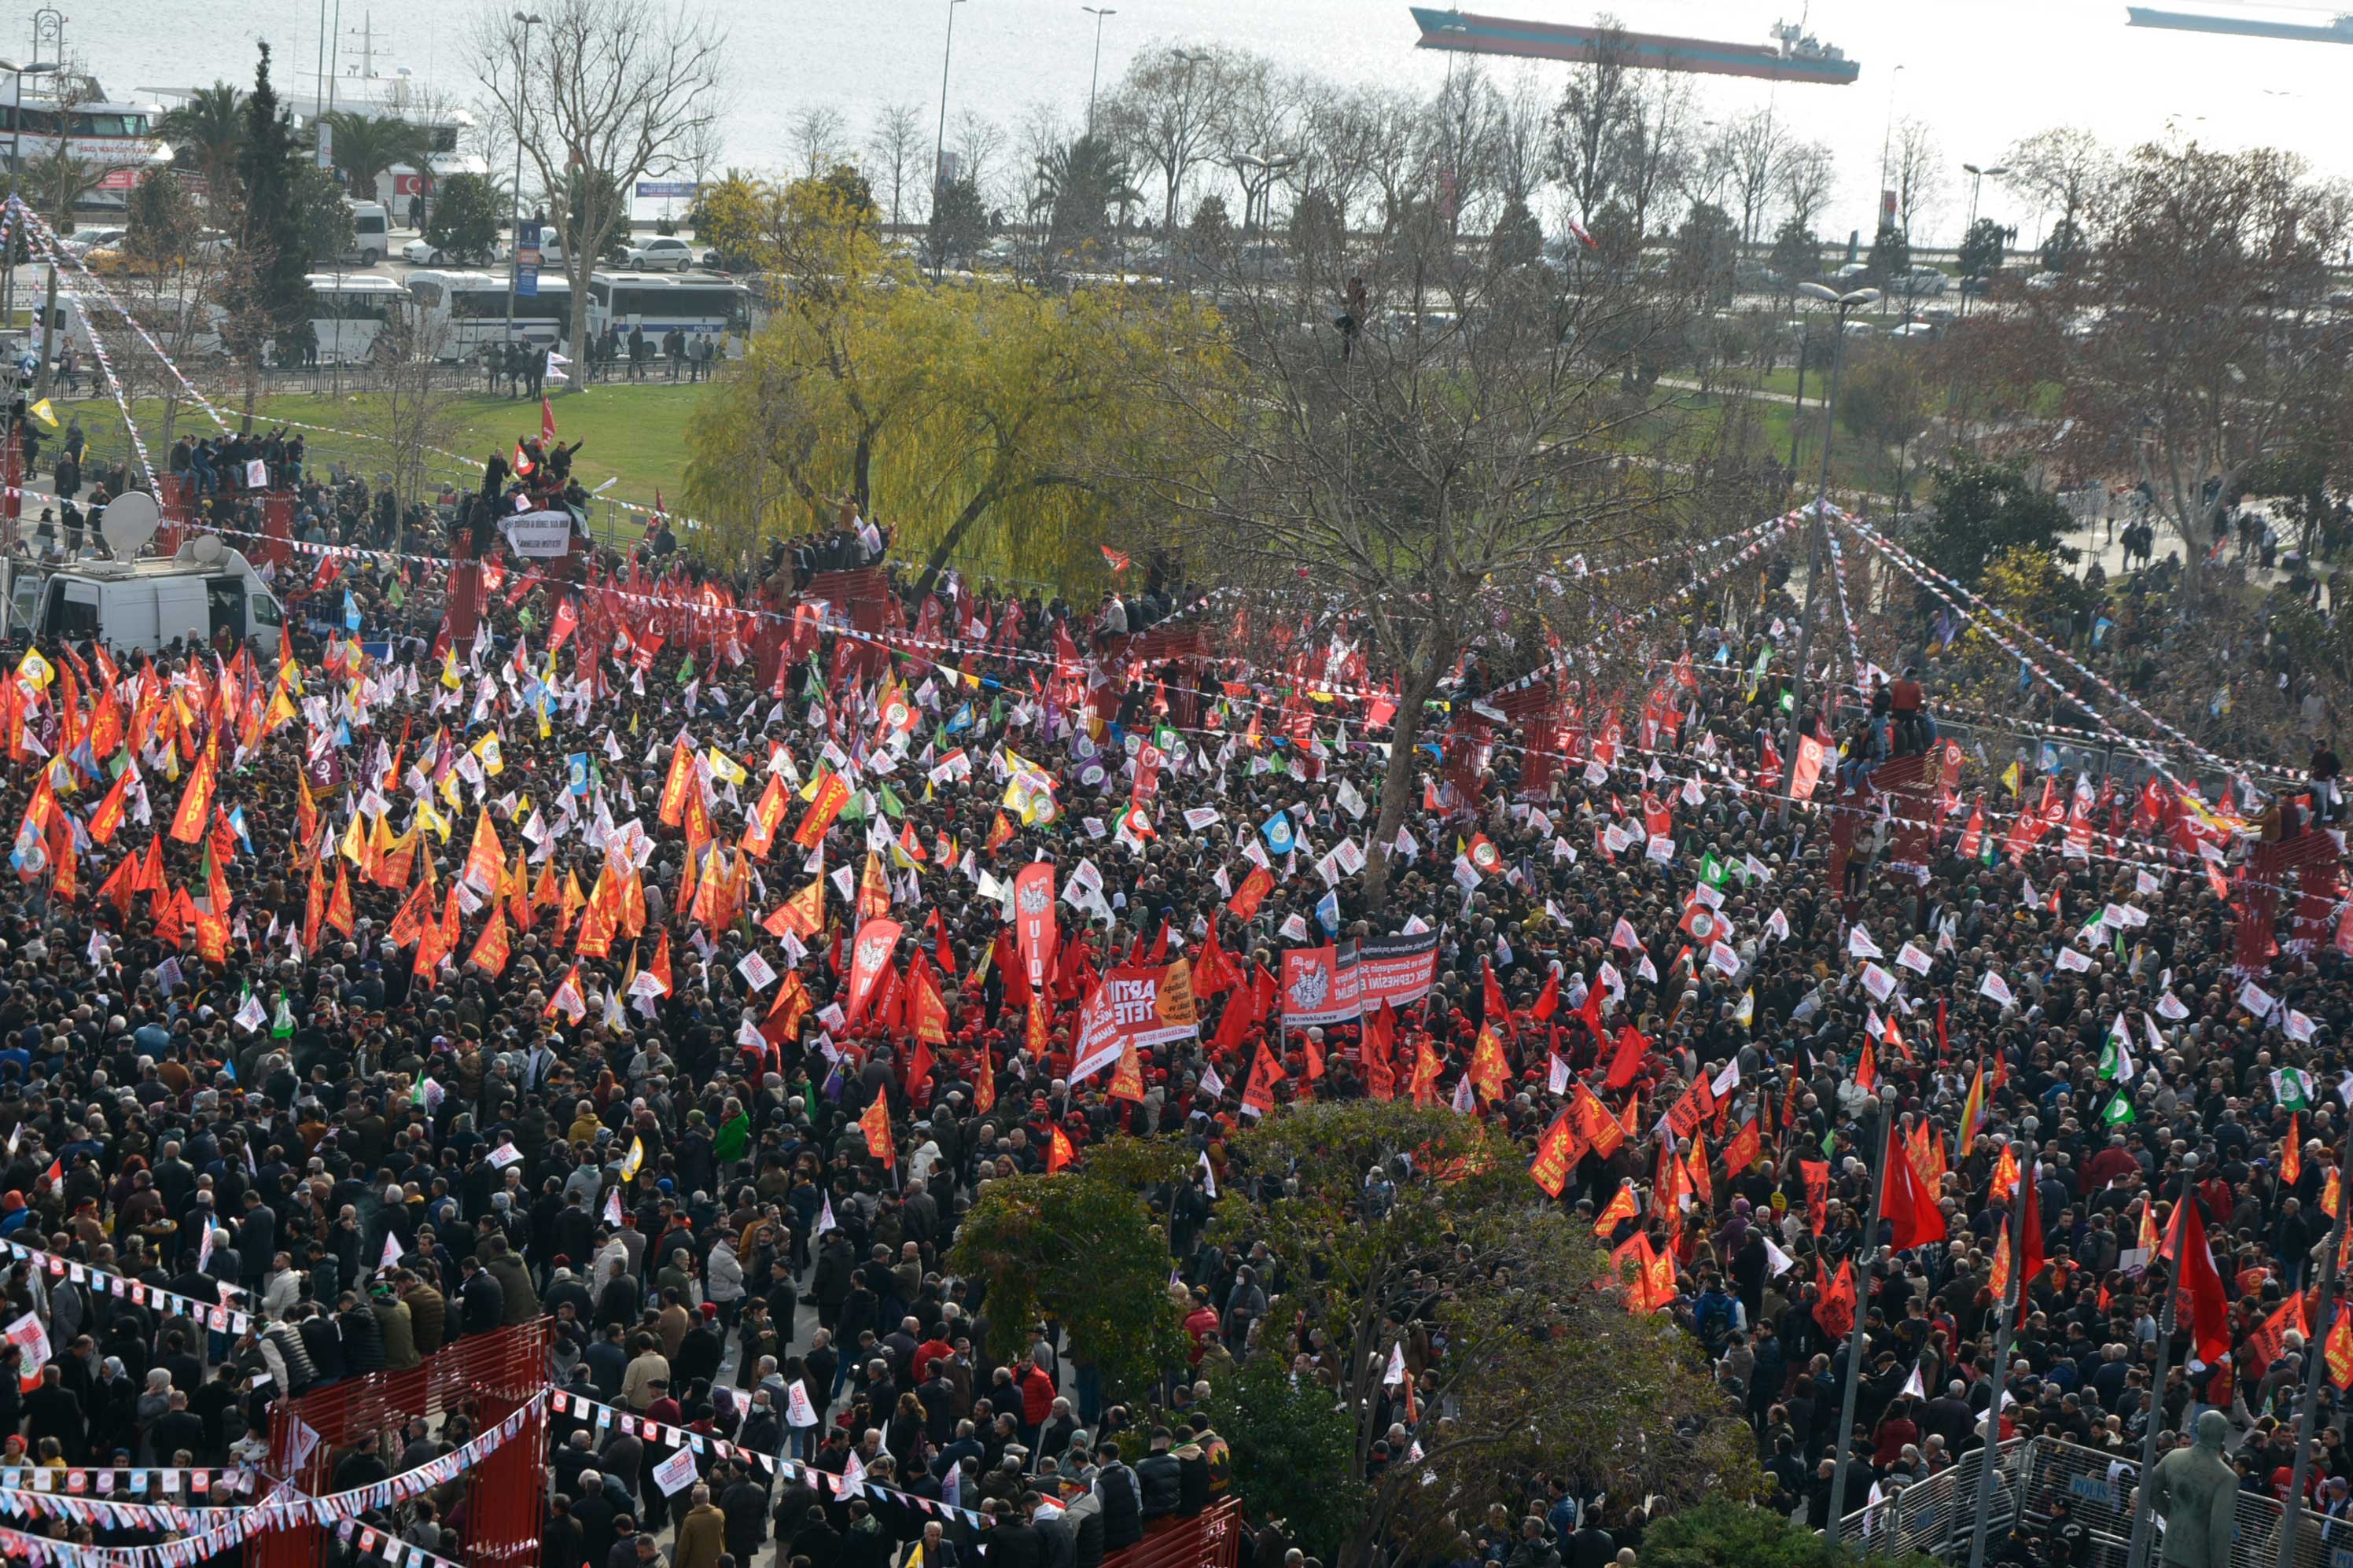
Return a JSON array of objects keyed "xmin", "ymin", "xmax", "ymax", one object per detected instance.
[
  {"xmin": 1891, "ymin": 118, "xmax": 1946, "ymax": 240},
  {"xmin": 1721, "ymin": 107, "xmax": 1784, "ymax": 246},
  {"xmin": 472, "ymin": 0, "xmax": 727, "ymax": 379},
  {"xmin": 1356, "ymin": 86, "xmax": 1432, "ymax": 237},
  {"xmin": 951, "ymin": 110, "xmax": 1008, "ymax": 213},
  {"xmin": 1420, "ymin": 62, "xmax": 1504, "ymax": 234},
  {"xmin": 1552, "ymin": 19, "xmax": 1636, "ymax": 225},
  {"xmin": 863, "ymin": 103, "xmax": 926, "ymax": 230},
  {"xmin": 1489, "ymin": 67, "xmax": 1552, "ymax": 210},
  {"xmin": 2030, "ymin": 141, "xmax": 2346, "ymax": 607},
  {"xmin": 1610, "ymin": 72, "xmax": 1696, "ymax": 241},
  {"xmin": 1210, "ymin": 53, "xmax": 1303, "ymax": 234},
  {"xmin": 790, "ymin": 107, "xmax": 849, "ymax": 182},
  {"xmin": 1999, "ymin": 126, "xmax": 2111, "ymax": 242},
  {"xmin": 1103, "ymin": 43, "xmax": 1233, "ymax": 257},
  {"xmin": 1774, "ymin": 141, "xmax": 1837, "ymax": 243},
  {"xmin": 361, "ymin": 312, "xmax": 466, "ymax": 507}
]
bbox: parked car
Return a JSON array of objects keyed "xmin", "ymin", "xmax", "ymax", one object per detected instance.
[
  {"xmin": 1900, "ymin": 267, "xmax": 1948, "ymax": 297},
  {"xmin": 401, "ymin": 235, "xmax": 508, "ymax": 266},
  {"xmin": 1889, "ymin": 321, "xmax": 1939, "ymax": 340},
  {"xmin": 61, "ymin": 226, "xmax": 124, "ymax": 258},
  {"xmin": 622, "ymin": 236, "xmax": 696, "ymax": 272}
]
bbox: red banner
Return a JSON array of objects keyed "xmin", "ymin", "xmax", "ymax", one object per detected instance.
[
  {"xmin": 1281, "ymin": 942, "xmax": 1363, "ymax": 1028},
  {"xmin": 845, "ymin": 918, "xmax": 903, "ymax": 1027},
  {"xmin": 1014, "ymin": 863, "xmax": 1059, "ymax": 991}
]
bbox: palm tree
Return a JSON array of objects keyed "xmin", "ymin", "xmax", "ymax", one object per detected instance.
[
  {"xmin": 154, "ymin": 83, "xmax": 245, "ymax": 202},
  {"xmin": 1031, "ymin": 134, "xmax": 1143, "ymax": 253},
  {"xmin": 319, "ymin": 111, "xmax": 436, "ymax": 204}
]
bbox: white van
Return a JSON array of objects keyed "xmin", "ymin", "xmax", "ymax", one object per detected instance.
[
  {"xmin": 331, "ymin": 200, "xmax": 392, "ymax": 267},
  {"xmin": 9, "ymin": 537, "xmax": 286, "ymax": 653}
]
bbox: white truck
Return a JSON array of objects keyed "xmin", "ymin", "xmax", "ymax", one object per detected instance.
[{"xmin": 7, "ymin": 524, "xmax": 287, "ymax": 653}]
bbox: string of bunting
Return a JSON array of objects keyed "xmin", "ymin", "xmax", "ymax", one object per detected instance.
[
  {"xmin": 296, "ymin": 1390, "xmax": 546, "ymax": 1530},
  {"xmin": 551, "ymin": 1389, "xmax": 989, "ymax": 1526},
  {"xmin": 0, "ymin": 1235, "xmax": 252, "ymax": 1337},
  {"xmin": 333, "ymin": 1516, "xmax": 466, "ymax": 1568},
  {"xmin": 0, "ymin": 1483, "xmax": 298, "ymax": 1568},
  {"xmin": 1842, "ymin": 516, "xmax": 2244, "ymax": 787}
]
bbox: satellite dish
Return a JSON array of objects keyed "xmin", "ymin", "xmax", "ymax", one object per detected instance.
[
  {"xmin": 98, "ymin": 491, "xmax": 160, "ymax": 560},
  {"xmin": 190, "ymin": 534, "xmax": 226, "ymax": 566}
]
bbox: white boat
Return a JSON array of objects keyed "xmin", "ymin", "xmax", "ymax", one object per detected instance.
[{"xmin": 0, "ymin": 68, "xmax": 172, "ymax": 205}]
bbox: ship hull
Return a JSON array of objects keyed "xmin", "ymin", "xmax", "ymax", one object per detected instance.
[
  {"xmin": 2125, "ymin": 6, "xmax": 2353, "ymax": 42},
  {"xmin": 1409, "ymin": 6, "xmax": 1861, "ymax": 83}
]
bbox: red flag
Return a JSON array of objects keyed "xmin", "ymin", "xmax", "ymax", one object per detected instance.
[
  {"xmin": 1531, "ymin": 969, "xmax": 1559, "ymax": 1021},
  {"xmin": 860, "ymin": 1094, "xmax": 895, "ymax": 1172},
  {"xmin": 1048, "ymin": 1125, "xmax": 1077, "ymax": 1172},
  {"xmin": 2171, "ymin": 1196, "xmax": 2232, "ymax": 1368},
  {"xmin": 1884, "ymin": 1121, "xmax": 1946, "ymax": 1250},
  {"xmin": 1604, "ymin": 1024, "xmax": 1648, "ymax": 1090},
  {"xmin": 540, "ymin": 395, "xmax": 558, "ymax": 445},
  {"xmin": 1482, "ymin": 959, "xmax": 1512, "ymax": 1040}
]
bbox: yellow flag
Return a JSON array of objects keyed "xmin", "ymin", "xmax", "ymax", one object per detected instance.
[
  {"xmin": 26, "ymin": 399, "xmax": 55, "ymax": 429},
  {"xmin": 620, "ymin": 1136, "xmax": 645, "ymax": 1182}
]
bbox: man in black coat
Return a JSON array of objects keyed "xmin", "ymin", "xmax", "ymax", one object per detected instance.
[
  {"xmin": 23, "ymin": 1365, "xmax": 86, "ymax": 1463},
  {"xmin": 719, "ymin": 1461, "xmax": 769, "ymax": 1562},
  {"xmin": 543, "ymin": 1493, "xmax": 589, "ymax": 1568},
  {"xmin": 573, "ymin": 1474, "xmax": 620, "ymax": 1568}
]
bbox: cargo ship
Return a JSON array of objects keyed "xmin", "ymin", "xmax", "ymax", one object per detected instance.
[
  {"xmin": 2125, "ymin": 6, "xmax": 2353, "ymax": 42},
  {"xmin": 1408, "ymin": 7, "xmax": 1862, "ymax": 83}
]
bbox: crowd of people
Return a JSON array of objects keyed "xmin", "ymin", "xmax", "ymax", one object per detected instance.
[{"xmin": 0, "ymin": 435, "xmax": 2333, "ymax": 1568}]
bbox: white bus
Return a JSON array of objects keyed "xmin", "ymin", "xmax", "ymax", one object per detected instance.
[
  {"xmin": 584, "ymin": 272, "xmax": 749, "ymax": 344},
  {"xmin": 404, "ymin": 270, "xmax": 573, "ymax": 359},
  {"xmin": 303, "ymin": 274, "xmax": 409, "ymax": 364}
]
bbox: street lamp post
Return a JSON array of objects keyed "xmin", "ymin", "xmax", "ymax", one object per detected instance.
[
  {"xmin": 1233, "ymin": 150, "xmax": 1298, "ymax": 237},
  {"xmin": 930, "ymin": 0, "xmax": 968, "ymax": 282},
  {"xmin": 1959, "ymin": 162, "xmax": 2007, "ymax": 320},
  {"xmin": 1082, "ymin": 6, "xmax": 1117, "ymax": 136},
  {"xmin": 1161, "ymin": 46, "xmax": 1208, "ymax": 278},
  {"xmin": 499, "ymin": 12, "xmax": 543, "ymax": 348},
  {"xmin": 1774, "ymin": 281, "xmax": 1879, "ymax": 827}
]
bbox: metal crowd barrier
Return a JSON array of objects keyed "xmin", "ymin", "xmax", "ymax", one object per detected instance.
[{"xmin": 1840, "ymin": 1434, "xmax": 2352, "ymax": 1568}]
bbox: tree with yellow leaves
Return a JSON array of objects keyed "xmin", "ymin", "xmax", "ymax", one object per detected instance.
[{"xmin": 683, "ymin": 178, "xmax": 1218, "ymax": 589}]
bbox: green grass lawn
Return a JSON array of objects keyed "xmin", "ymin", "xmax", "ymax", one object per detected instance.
[{"xmin": 51, "ymin": 379, "xmax": 710, "ymax": 517}]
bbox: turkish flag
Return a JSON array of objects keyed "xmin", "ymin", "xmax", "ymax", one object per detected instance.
[{"xmin": 1884, "ymin": 1121, "xmax": 1946, "ymax": 1250}]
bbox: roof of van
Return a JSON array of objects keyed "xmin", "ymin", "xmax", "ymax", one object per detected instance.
[
  {"xmin": 45, "ymin": 543, "xmax": 261, "ymax": 582},
  {"xmin": 305, "ymin": 273, "xmax": 404, "ymax": 291}
]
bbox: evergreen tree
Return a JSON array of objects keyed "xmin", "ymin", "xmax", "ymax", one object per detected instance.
[{"xmin": 228, "ymin": 43, "xmax": 312, "ymax": 355}]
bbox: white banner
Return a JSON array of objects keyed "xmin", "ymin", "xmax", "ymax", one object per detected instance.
[{"xmin": 500, "ymin": 510, "xmax": 575, "ymax": 558}]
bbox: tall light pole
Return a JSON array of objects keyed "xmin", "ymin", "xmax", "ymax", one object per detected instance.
[
  {"xmin": 1082, "ymin": 6, "xmax": 1117, "ymax": 136},
  {"xmin": 1161, "ymin": 46, "xmax": 1208, "ymax": 276},
  {"xmin": 499, "ymin": 12, "xmax": 542, "ymax": 348},
  {"xmin": 2275, "ymin": 1125, "xmax": 2353, "ymax": 1568},
  {"xmin": 1963, "ymin": 1136, "xmax": 2035, "ymax": 1568},
  {"xmin": 1958, "ymin": 162, "xmax": 2007, "ymax": 320},
  {"xmin": 930, "ymin": 0, "xmax": 968, "ymax": 282},
  {"xmin": 1774, "ymin": 281, "xmax": 1878, "ymax": 827},
  {"xmin": 1875, "ymin": 63, "xmax": 1906, "ymax": 234},
  {"xmin": 1821, "ymin": 1103, "xmax": 1902, "ymax": 1546}
]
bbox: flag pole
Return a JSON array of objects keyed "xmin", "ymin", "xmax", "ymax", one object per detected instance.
[
  {"xmin": 1965, "ymin": 1135, "xmax": 2034, "ymax": 1568},
  {"xmin": 1824, "ymin": 1101, "xmax": 1902, "ymax": 1545},
  {"xmin": 2125, "ymin": 1160, "xmax": 2193, "ymax": 1568},
  {"xmin": 2275, "ymin": 1125, "xmax": 2353, "ymax": 1568}
]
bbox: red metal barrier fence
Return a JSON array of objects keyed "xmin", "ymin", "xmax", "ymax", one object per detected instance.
[
  {"xmin": 1108, "ymin": 1499, "xmax": 1247, "ymax": 1568},
  {"xmin": 251, "ymin": 1321, "xmax": 549, "ymax": 1568}
]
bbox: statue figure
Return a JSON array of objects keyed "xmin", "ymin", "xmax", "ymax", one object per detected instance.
[{"xmin": 2145, "ymin": 1409, "xmax": 2238, "ymax": 1568}]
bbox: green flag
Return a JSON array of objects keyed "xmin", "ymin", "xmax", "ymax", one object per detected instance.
[
  {"xmin": 2101, "ymin": 1091, "xmax": 2137, "ymax": 1126},
  {"xmin": 2274, "ymin": 1068, "xmax": 2314, "ymax": 1111},
  {"xmin": 877, "ymin": 781, "xmax": 905, "ymax": 821},
  {"xmin": 1699, "ymin": 852, "xmax": 1729, "ymax": 889}
]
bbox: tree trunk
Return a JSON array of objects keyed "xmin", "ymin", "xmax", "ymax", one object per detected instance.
[{"xmin": 1357, "ymin": 653, "xmax": 1449, "ymax": 919}]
